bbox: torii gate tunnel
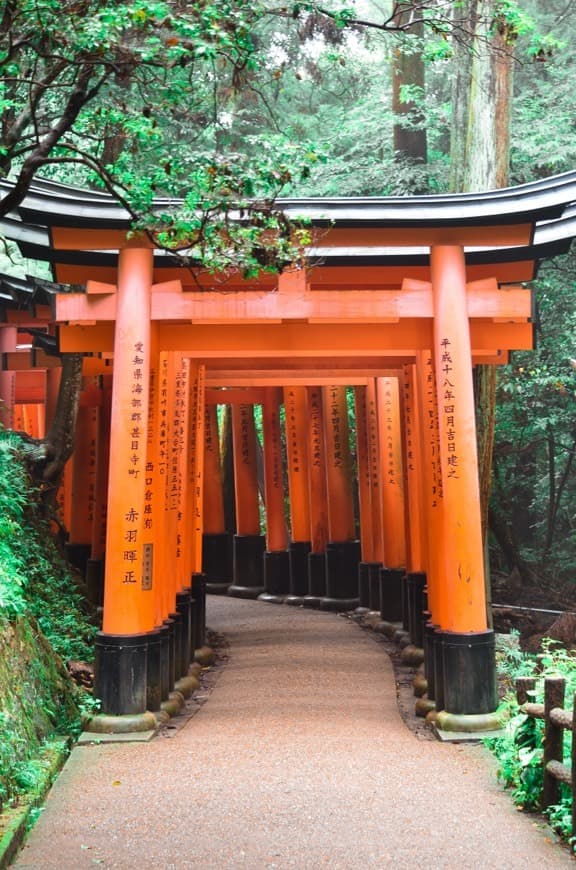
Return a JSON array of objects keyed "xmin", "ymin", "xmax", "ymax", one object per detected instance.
[{"xmin": 2, "ymin": 172, "xmax": 576, "ymax": 734}]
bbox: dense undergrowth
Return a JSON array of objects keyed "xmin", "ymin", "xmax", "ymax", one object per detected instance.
[
  {"xmin": 488, "ymin": 635, "xmax": 576, "ymax": 850},
  {"xmin": 0, "ymin": 430, "xmax": 97, "ymax": 810}
]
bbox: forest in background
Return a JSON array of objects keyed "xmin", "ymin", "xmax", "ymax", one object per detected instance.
[{"xmin": 2, "ymin": 0, "xmax": 576, "ymax": 603}]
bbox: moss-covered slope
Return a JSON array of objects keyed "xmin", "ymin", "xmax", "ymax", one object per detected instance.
[{"xmin": 0, "ymin": 431, "xmax": 96, "ymax": 808}]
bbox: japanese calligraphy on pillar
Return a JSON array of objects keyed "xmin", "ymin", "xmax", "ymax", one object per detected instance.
[
  {"xmin": 120, "ymin": 341, "xmax": 147, "ymax": 585},
  {"xmin": 268, "ymin": 401, "xmax": 282, "ymax": 492},
  {"xmin": 158, "ymin": 354, "xmax": 169, "ymax": 485},
  {"xmin": 193, "ymin": 365, "xmax": 206, "ymax": 543},
  {"xmin": 355, "ymin": 387, "xmax": 369, "ymax": 488},
  {"xmin": 204, "ymin": 404, "xmax": 215, "ymax": 458},
  {"xmin": 366, "ymin": 383, "xmax": 380, "ymax": 496},
  {"xmin": 403, "ymin": 371, "xmax": 415, "ymax": 476},
  {"xmin": 381, "ymin": 379, "xmax": 399, "ymax": 488},
  {"xmin": 285, "ymin": 389, "xmax": 301, "ymax": 474},
  {"xmin": 439, "ymin": 337, "xmax": 460, "ymax": 481},
  {"xmin": 141, "ymin": 354, "xmax": 158, "ymax": 592},
  {"xmin": 424, "ymin": 354, "xmax": 443, "ymax": 507},
  {"xmin": 240, "ymin": 403, "xmax": 252, "ymax": 466},
  {"xmin": 328, "ymin": 386, "xmax": 343, "ymax": 469},
  {"xmin": 309, "ymin": 388, "xmax": 323, "ymax": 474},
  {"xmin": 87, "ymin": 406, "xmax": 98, "ymax": 524}
]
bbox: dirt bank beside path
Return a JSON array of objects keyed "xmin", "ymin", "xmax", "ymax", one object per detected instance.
[{"xmin": 15, "ymin": 596, "xmax": 572, "ymax": 869}]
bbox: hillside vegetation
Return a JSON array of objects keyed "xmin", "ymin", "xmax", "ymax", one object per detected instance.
[{"xmin": 0, "ymin": 432, "xmax": 96, "ymax": 810}]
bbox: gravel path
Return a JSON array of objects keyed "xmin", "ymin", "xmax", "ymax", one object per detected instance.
[{"xmin": 15, "ymin": 596, "xmax": 573, "ymax": 869}]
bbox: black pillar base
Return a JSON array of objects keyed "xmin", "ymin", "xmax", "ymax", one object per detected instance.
[
  {"xmin": 379, "ymin": 567, "xmax": 404, "ymax": 622},
  {"xmin": 259, "ymin": 550, "xmax": 290, "ymax": 603},
  {"xmin": 192, "ymin": 572, "xmax": 207, "ymax": 649},
  {"xmin": 176, "ymin": 590, "xmax": 192, "ymax": 675},
  {"xmin": 94, "ymin": 631, "xmax": 153, "ymax": 715},
  {"xmin": 285, "ymin": 541, "xmax": 312, "ymax": 605},
  {"xmin": 85, "ymin": 558, "xmax": 104, "ymax": 608},
  {"xmin": 65, "ymin": 542, "xmax": 91, "ymax": 576},
  {"xmin": 146, "ymin": 629, "xmax": 163, "ymax": 712},
  {"xmin": 228, "ymin": 534, "xmax": 266, "ymax": 598},
  {"xmin": 304, "ymin": 551, "xmax": 326, "ymax": 608},
  {"xmin": 407, "ymin": 572, "xmax": 427, "ymax": 647},
  {"xmin": 168, "ymin": 611, "xmax": 184, "ymax": 682},
  {"xmin": 358, "ymin": 562, "xmax": 371, "ymax": 610},
  {"xmin": 367, "ymin": 562, "xmax": 382, "ymax": 612},
  {"xmin": 158, "ymin": 623, "xmax": 172, "ymax": 701},
  {"xmin": 433, "ymin": 629, "xmax": 446, "ymax": 712},
  {"xmin": 163, "ymin": 617, "xmax": 177, "ymax": 691},
  {"xmin": 442, "ymin": 629, "xmax": 498, "ymax": 716},
  {"xmin": 321, "ymin": 540, "xmax": 361, "ymax": 611},
  {"xmin": 203, "ymin": 532, "xmax": 233, "ymax": 595},
  {"xmin": 423, "ymin": 621, "xmax": 438, "ymax": 702}
]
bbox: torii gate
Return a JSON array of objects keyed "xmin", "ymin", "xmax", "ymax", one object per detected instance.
[{"xmin": 2, "ymin": 172, "xmax": 576, "ymax": 735}]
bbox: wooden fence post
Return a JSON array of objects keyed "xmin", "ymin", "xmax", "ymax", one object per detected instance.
[
  {"xmin": 515, "ymin": 676, "xmax": 536, "ymax": 706},
  {"xmin": 570, "ymin": 692, "xmax": 576, "ymax": 836},
  {"xmin": 543, "ymin": 676, "xmax": 566, "ymax": 810}
]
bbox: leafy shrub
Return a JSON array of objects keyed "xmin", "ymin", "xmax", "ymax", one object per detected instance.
[{"xmin": 488, "ymin": 637, "xmax": 576, "ymax": 849}]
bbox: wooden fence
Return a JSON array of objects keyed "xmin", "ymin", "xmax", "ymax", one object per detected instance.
[{"xmin": 516, "ymin": 676, "xmax": 576, "ymax": 834}]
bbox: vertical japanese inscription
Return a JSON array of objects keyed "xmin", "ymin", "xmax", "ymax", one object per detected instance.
[
  {"xmin": 120, "ymin": 341, "xmax": 146, "ymax": 585},
  {"xmin": 439, "ymin": 337, "xmax": 460, "ymax": 481}
]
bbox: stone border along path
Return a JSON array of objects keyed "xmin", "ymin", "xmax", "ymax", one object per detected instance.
[{"xmin": 14, "ymin": 596, "xmax": 573, "ymax": 869}]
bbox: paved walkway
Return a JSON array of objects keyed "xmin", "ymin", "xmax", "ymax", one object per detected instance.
[{"xmin": 15, "ymin": 597, "xmax": 572, "ymax": 869}]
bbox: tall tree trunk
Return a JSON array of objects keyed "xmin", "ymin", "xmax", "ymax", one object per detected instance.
[
  {"xmin": 392, "ymin": 3, "xmax": 427, "ymax": 175},
  {"xmin": 24, "ymin": 353, "xmax": 83, "ymax": 512},
  {"xmin": 450, "ymin": 0, "xmax": 514, "ymax": 534}
]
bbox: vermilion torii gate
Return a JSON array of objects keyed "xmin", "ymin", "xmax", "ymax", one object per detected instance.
[{"xmin": 2, "ymin": 172, "xmax": 576, "ymax": 735}]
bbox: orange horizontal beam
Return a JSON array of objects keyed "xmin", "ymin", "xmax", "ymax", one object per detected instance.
[
  {"xmin": 205, "ymin": 387, "xmax": 283, "ymax": 405},
  {"xmin": 470, "ymin": 320, "xmax": 532, "ymax": 350},
  {"xmin": 54, "ymin": 283, "xmax": 531, "ymax": 325},
  {"xmin": 58, "ymin": 319, "xmax": 532, "ymax": 356},
  {"xmin": 53, "ymin": 258, "xmax": 537, "ymax": 292},
  {"xmin": 206, "ymin": 376, "xmax": 372, "ymax": 387}
]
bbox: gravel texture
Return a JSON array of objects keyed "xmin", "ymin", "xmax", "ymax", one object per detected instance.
[{"xmin": 15, "ymin": 596, "xmax": 573, "ymax": 869}]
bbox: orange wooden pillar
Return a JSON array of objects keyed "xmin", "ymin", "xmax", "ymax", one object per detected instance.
[
  {"xmin": 260, "ymin": 389, "xmax": 290, "ymax": 601},
  {"xmin": 415, "ymin": 349, "xmax": 446, "ymax": 709},
  {"xmin": 228, "ymin": 402, "xmax": 265, "ymax": 597},
  {"xmin": 187, "ymin": 361, "xmax": 207, "ymax": 649},
  {"xmin": 402, "ymin": 364, "xmax": 428, "ymax": 648},
  {"xmin": 143, "ymin": 345, "xmax": 175, "ymax": 700},
  {"xmin": 354, "ymin": 385, "xmax": 375, "ymax": 611},
  {"xmin": 284, "ymin": 386, "xmax": 312, "ymax": 603},
  {"xmin": 94, "ymin": 245, "xmax": 155, "ymax": 721},
  {"xmin": 202, "ymin": 403, "xmax": 232, "ymax": 594},
  {"xmin": 306, "ymin": 385, "xmax": 329, "ymax": 606},
  {"xmin": 366, "ymin": 379, "xmax": 385, "ymax": 613},
  {"xmin": 321, "ymin": 385, "xmax": 360, "ymax": 610},
  {"xmin": 171, "ymin": 355, "xmax": 196, "ymax": 680},
  {"xmin": 161, "ymin": 352, "xmax": 184, "ymax": 684},
  {"xmin": 0, "ymin": 326, "xmax": 16, "ymax": 430},
  {"xmin": 66, "ymin": 380, "xmax": 100, "ymax": 576},
  {"xmin": 377, "ymin": 376, "xmax": 406, "ymax": 622},
  {"xmin": 430, "ymin": 245, "xmax": 497, "ymax": 726},
  {"xmin": 189, "ymin": 363, "xmax": 207, "ymax": 579}
]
